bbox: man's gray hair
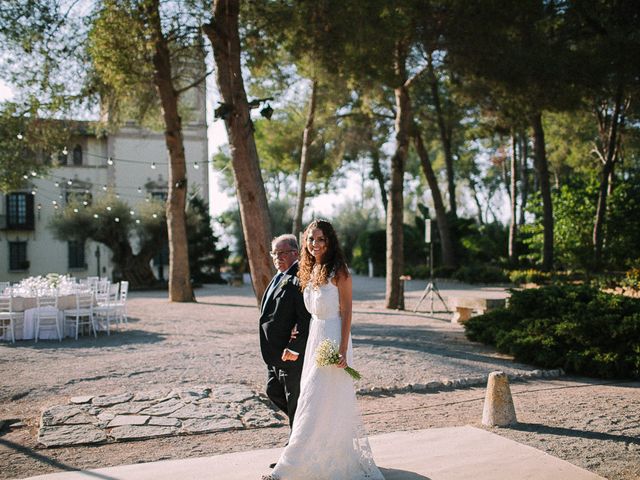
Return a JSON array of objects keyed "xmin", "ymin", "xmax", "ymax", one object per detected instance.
[{"xmin": 272, "ymin": 233, "xmax": 298, "ymax": 250}]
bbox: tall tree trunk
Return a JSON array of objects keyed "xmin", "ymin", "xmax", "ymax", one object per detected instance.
[
  {"xmin": 518, "ymin": 134, "xmax": 529, "ymax": 226},
  {"xmin": 468, "ymin": 177, "xmax": 485, "ymax": 225},
  {"xmin": 292, "ymin": 79, "xmax": 318, "ymax": 236},
  {"xmin": 426, "ymin": 53, "xmax": 457, "ymax": 217},
  {"xmin": 531, "ymin": 112, "xmax": 553, "ymax": 271},
  {"xmin": 385, "ymin": 41, "xmax": 411, "ymax": 310},
  {"xmin": 593, "ymin": 87, "xmax": 624, "ymax": 269},
  {"xmin": 508, "ymin": 132, "xmax": 518, "ymax": 264},
  {"xmin": 413, "ymin": 126, "xmax": 457, "ymax": 269},
  {"xmin": 146, "ymin": 0, "xmax": 193, "ymax": 302},
  {"xmin": 368, "ymin": 127, "xmax": 388, "ymax": 213},
  {"xmin": 204, "ymin": 0, "xmax": 273, "ymax": 302}
]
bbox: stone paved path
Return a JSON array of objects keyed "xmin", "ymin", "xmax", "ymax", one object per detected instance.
[{"xmin": 37, "ymin": 385, "xmax": 283, "ymax": 447}]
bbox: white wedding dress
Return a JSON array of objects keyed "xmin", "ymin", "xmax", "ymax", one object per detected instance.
[{"xmin": 270, "ymin": 277, "xmax": 385, "ymax": 480}]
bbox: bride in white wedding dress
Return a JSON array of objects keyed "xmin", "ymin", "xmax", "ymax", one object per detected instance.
[{"xmin": 263, "ymin": 220, "xmax": 384, "ymax": 480}]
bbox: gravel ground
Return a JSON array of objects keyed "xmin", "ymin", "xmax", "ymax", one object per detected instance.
[{"xmin": 0, "ymin": 277, "xmax": 638, "ymax": 480}]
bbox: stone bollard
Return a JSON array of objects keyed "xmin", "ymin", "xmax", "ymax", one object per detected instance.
[{"xmin": 482, "ymin": 371, "xmax": 517, "ymax": 427}]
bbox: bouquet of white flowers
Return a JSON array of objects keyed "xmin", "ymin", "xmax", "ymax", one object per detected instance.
[{"xmin": 315, "ymin": 339, "xmax": 361, "ymax": 380}]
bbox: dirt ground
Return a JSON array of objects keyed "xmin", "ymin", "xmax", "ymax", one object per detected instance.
[{"xmin": 1, "ymin": 278, "xmax": 638, "ymax": 480}]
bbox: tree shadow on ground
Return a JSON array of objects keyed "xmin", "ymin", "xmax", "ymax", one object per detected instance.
[
  {"xmin": 0, "ymin": 438, "xmax": 119, "ymax": 480},
  {"xmin": 195, "ymin": 300, "xmax": 257, "ymax": 309},
  {"xmin": 510, "ymin": 423, "xmax": 640, "ymax": 445},
  {"xmin": 352, "ymin": 323, "xmax": 531, "ymax": 372},
  {"xmin": 6, "ymin": 328, "xmax": 166, "ymax": 350},
  {"xmin": 379, "ymin": 467, "xmax": 432, "ymax": 479}
]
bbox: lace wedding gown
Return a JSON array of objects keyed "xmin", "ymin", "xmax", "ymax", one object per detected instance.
[{"xmin": 270, "ymin": 277, "xmax": 385, "ymax": 480}]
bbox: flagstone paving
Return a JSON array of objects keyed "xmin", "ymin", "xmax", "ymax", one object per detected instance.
[{"xmin": 37, "ymin": 384, "xmax": 283, "ymax": 447}]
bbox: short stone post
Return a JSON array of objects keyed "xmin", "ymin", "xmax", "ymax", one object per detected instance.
[{"xmin": 482, "ymin": 371, "xmax": 517, "ymax": 427}]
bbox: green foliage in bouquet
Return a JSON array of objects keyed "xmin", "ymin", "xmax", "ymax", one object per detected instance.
[{"xmin": 464, "ymin": 284, "xmax": 640, "ymax": 379}]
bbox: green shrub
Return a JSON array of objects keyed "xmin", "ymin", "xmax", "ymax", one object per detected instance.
[
  {"xmin": 508, "ymin": 269, "xmax": 552, "ymax": 285},
  {"xmin": 622, "ymin": 267, "xmax": 640, "ymax": 291},
  {"xmin": 452, "ymin": 265, "xmax": 509, "ymax": 284},
  {"xmin": 464, "ymin": 284, "xmax": 640, "ymax": 378}
]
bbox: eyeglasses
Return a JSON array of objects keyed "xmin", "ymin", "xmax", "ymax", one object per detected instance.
[{"xmin": 270, "ymin": 249, "xmax": 297, "ymax": 258}]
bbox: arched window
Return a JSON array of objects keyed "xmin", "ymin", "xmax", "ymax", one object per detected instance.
[{"xmin": 73, "ymin": 144, "xmax": 83, "ymax": 166}]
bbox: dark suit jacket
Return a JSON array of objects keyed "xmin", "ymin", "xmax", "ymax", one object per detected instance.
[{"xmin": 259, "ymin": 263, "xmax": 311, "ymax": 370}]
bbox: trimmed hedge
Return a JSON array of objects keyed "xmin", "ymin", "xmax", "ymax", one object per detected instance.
[{"xmin": 464, "ymin": 284, "xmax": 640, "ymax": 379}]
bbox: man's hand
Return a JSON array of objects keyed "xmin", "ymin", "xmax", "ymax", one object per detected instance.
[
  {"xmin": 281, "ymin": 349, "xmax": 299, "ymax": 362},
  {"xmin": 290, "ymin": 324, "xmax": 299, "ymax": 341}
]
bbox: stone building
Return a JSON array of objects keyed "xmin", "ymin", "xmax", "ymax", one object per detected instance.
[{"xmin": 0, "ymin": 87, "xmax": 208, "ymax": 284}]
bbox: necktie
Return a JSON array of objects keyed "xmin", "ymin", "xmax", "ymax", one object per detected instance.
[{"xmin": 267, "ymin": 272, "xmax": 283, "ymax": 301}]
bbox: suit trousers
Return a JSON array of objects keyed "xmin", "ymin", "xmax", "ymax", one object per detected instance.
[{"xmin": 266, "ymin": 365, "xmax": 302, "ymax": 428}]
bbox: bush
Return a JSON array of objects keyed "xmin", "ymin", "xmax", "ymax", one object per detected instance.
[
  {"xmin": 452, "ymin": 265, "xmax": 509, "ymax": 284},
  {"xmin": 622, "ymin": 267, "xmax": 640, "ymax": 292},
  {"xmin": 508, "ymin": 269, "xmax": 552, "ymax": 285},
  {"xmin": 464, "ymin": 284, "xmax": 640, "ymax": 378}
]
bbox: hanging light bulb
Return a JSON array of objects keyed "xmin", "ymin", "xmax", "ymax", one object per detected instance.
[
  {"xmin": 73, "ymin": 208, "xmax": 79, "ymax": 213},
  {"xmin": 116, "ymin": 193, "xmax": 120, "ymax": 199},
  {"xmin": 23, "ymin": 174, "xmax": 29, "ymax": 180},
  {"xmin": 37, "ymin": 203, "xmax": 42, "ymax": 210},
  {"xmin": 83, "ymin": 201, "xmax": 88, "ymax": 206},
  {"xmin": 67, "ymin": 179, "xmax": 73, "ymax": 185},
  {"xmin": 129, "ymin": 210, "xmax": 135, "ymax": 216},
  {"xmin": 107, "ymin": 157, "xmax": 114, "ymax": 166},
  {"xmin": 93, "ymin": 214, "xmax": 99, "ymax": 219},
  {"xmin": 151, "ymin": 162, "xmax": 156, "ymax": 169},
  {"xmin": 54, "ymin": 182, "xmax": 60, "ymax": 188},
  {"xmin": 137, "ymin": 187, "xmax": 142, "ymax": 193},
  {"xmin": 106, "ymin": 206, "xmax": 112, "ymax": 211},
  {"xmin": 17, "ymin": 132, "xmax": 23, "ymax": 140},
  {"xmin": 30, "ymin": 171, "xmax": 37, "ymax": 177},
  {"xmin": 152, "ymin": 213, "xmax": 158, "ymax": 218},
  {"xmin": 31, "ymin": 189, "xmax": 37, "ymax": 195},
  {"xmin": 115, "ymin": 217, "xmax": 120, "ymax": 222},
  {"xmin": 62, "ymin": 147, "xmax": 68, "ymax": 155},
  {"xmin": 52, "ymin": 200, "xmax": 57, "ymax": 205},
  {"xmin": 193, "ymin": 163, "xmax": 200, "ymax": 169},
  {"xmin": 135, "ymin": 219, "xmax": 141, "ymax": 224}
]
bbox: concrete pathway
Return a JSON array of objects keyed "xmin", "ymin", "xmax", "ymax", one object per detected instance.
[{"xmin": 24, "ymin": 426, "xmax": 604, "ymax": 480}]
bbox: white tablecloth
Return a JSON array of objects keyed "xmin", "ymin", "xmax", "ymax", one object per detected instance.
[{"xmin": 1, "ymin": 294, "xmax": 87, "ymax": 341}]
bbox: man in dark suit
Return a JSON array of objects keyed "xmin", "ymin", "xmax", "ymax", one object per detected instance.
[{"xmin": 259, "ymin": 234, "xmax": 310, "ymax": 428}]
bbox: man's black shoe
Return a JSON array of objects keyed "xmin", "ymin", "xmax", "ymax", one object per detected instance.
[{"xmin": 269, "ymin": 462, "xmax": 277, "ymax": 469}]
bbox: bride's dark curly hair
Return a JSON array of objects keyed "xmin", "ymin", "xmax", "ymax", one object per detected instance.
[{"xmin": 298, "ymin": 219, "xmax": 349, "ymax": 290}]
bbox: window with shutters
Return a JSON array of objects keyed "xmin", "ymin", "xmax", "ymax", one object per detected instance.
[
  {"xmin": 6, "ymin": 193, "xmax": 35, "ymax": 230},
  {"xmin": 9, "ymin": 241, "xmax": 29, "ymax": 271}
]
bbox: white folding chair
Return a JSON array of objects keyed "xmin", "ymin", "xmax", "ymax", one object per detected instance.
[
  {"xmin": 95, "ymin": 278, "xmax": 110, "ymax": 304},
  {"xmin": 0, "ymin": 295, "xmax": 22, "ymax": 343},
  {"xmin": 63, "ymin": 291, "xmax": 96, "ymax": 340},
  {"xmin": 35, "ymin": 292, "xmax": 62, "ymax": 342},
  {"xmin": 0, "ymin": 282, "xmax": 10, "ymax": 295},
  {"xmin": 94, "ymin": 283, "xmax": 119, "ymax": 335},
  {"xmin": 116, "ymin": 281, "xmax": 129, "ymax": 327}
]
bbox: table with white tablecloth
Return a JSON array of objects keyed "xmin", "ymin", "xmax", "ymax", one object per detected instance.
[{"xmin": 2, "ymin": 294, "xmax": 80, "ymax": 341}]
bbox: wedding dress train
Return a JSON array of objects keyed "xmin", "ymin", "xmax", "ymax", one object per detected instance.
[{"xmin": 268, "ymin": 277, "xmax": 384, "ymax": 479}]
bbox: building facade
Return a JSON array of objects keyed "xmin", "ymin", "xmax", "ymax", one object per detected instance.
[{"xmin": 0, "ymin": 93, "xmax": 208, "ymax": 283}]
